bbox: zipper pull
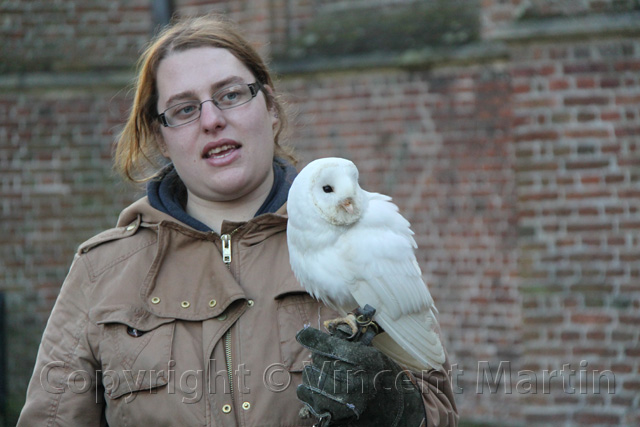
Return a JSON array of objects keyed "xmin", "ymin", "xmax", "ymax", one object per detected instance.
[{"xmin": 221, "ymin": 234, "xmax": 232, "ymax": 265}]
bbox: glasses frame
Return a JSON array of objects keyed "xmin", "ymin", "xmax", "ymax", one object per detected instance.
[{"xmin": 157, "ymin": 82, "xmax": 263, "ymax": 128}]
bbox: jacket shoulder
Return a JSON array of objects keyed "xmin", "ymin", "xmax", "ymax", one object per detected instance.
[
  {"xmin": 77, "ymin": 215, "xmax": 143, "ymax": 254},
  {"xmin": 76, "ymin": 215, "xmax": 158, "ymax": 281}
]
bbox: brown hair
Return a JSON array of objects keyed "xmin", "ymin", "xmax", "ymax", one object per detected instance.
[{"xmin": 114, "ymin": 14, "xmax": 295, "ymax": 183}]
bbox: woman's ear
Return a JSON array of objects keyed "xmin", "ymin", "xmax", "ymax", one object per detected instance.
[{"xmin": 263, "ymin": 84, "xmax": 279, "ymax": 130}]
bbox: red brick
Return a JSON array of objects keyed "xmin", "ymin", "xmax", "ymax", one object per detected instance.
[
  {"xmin": 525, "ymin": 413, "xmax": 568, "ymax": 423},
  {"xmin": 612, "ymin": 331, "xmax": 634, "ymax": 341},
  {"xmin": 564, "ymin": 128, "xmax": 610, "ymax": 139},
  {"xmin": 601, "ymin": 110, "xmax": 621, "ymax": 121},
  {"xmin": 586, "ymin": 331, "xmax": 606, "ymax": 341},
  {"xmin": 614, "ymin": 60, "xmax": 640, "ymax": 72},
  {"xmin": 566, "ymin": 159, "xmax": 610, "ymax": 170},
  {"xmin": 566, "ymin": 223, "xmax": 612, "ymax": 233},
  {"xmin": 549, "ymin": 79, "xmax": 570, "ymax": 90},
  {"xmin": 514, "ymin": 129, "xmax": 559, "ymax": 142},
  {"xmin": 561, "ymin": 331, "xmax": 580, "ymax": 340},
  {"xmin": 615, "ymin": 126, "xmax": 640, "ymax": 137},
  {"xmin": 604, "ymin": 174, "xmax": 625, "ymax": 184},
  {"xmin": 564, "ymin": 95, "xmax": 610, "ymax": 106},
  {"xmin": 571, "ymin": 313, "xmax": 613, "ymax": 324},
  {"xmin": 564, "ymin": 63, "xmax": 609, "ymax": 74},
  {"xmin": 601, "ymin": 77, "xmax": 620, "ymax": 88},
  {"xmin": 625, "ymin": 348, "xmax": 640, "ymax": 357},
  {"xmin": 577, "ymin": 111, "xmax": 597, "ymax": 122},
  {"xmin": 612, "ymin": 363, "xmax": 633, "ymax": 373},
  {"xmin": 619, "ymin": 315, "xmax": 640, "ymax": 325},
  {"xmin": 623, "ymin": 380, "xmax": 640, "ymax": 391},
  {"xmin": 574, "ymin": 412, "xmax": 620, "ymax": 424},
  {"xmin": 565, "ymin": 190, "xmax": 611, "ymax": 200},
  {"xmin": 576, "ymin": 77, "xmax": 596, "ymax": 88}
]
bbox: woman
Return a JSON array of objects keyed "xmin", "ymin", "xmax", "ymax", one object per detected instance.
[{"xmin": 18, "ymin": 15, "xmax": 457, "ymax": 426}]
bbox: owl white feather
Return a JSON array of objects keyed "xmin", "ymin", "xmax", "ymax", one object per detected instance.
[{"xmin": 286, "ymin": 157, "xmax": 445, "ymax": 372}]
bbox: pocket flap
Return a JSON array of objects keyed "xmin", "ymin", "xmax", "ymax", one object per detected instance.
[
  {"xmin": 91, "ymin": 305, "xmax": 175, "ymax": 331},
  {"xmin": 92, "ymin": 305, "xmax": 175, "ymax": 399}
]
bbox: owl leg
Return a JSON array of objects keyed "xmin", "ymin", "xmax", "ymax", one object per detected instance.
[
  {"xmin": 323, "ymin": 305, "xmax": 379, "ymax": 343},
  {"xmin": 323, "ymin": 313, "xmax": 359, "ymax": 338}
]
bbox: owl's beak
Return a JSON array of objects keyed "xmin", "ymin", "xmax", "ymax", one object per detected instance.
[{"xmin": 340, "ymin": 198, "xmax": 354, "ymax": 214}]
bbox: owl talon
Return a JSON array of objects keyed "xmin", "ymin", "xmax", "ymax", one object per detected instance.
[{"xmin": 323, "ymin": 314, "xmax": 359, "ymax": 338}]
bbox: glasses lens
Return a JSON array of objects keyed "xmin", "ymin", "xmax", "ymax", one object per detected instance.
[
  {"xmin": 166, "ymin": 102, "xmax": 201, "ymax": 127},
  {"xmin": 213, "ymin": 84, "xmax": 253, "ymax": 109}
]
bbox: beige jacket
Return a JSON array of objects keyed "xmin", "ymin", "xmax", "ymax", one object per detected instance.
[{"xmin": 18, "ymin": 197, "xmax": 458, "ymax": 426}]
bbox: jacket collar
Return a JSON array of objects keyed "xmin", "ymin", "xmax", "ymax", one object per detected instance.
[
  {"xmin": 117, "ymin": 197, "xmax": 289, "ymax": 239},
  {"xmin": 113, "ymin": 197, "xmax": 293, "ymax": 318}
]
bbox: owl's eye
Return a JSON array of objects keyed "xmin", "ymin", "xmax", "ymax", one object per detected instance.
[{"xmin": 322, "ymin": 185, "xmax": 334, "ymax": 193}]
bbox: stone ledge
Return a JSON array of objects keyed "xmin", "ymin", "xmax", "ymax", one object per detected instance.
[
  {"xmin": 0, "ymin": 71, "xmax": 133, "ymax": 91},
  {"xmin": 489, "ymin": 11, "xmax": 640, "ymax": 42},
  {"xmin": 273, "ymin": 41, "xmax": 510, "ymax": 76}
]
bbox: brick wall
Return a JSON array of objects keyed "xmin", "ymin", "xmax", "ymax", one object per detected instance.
[
  {"xmin": 0, "ymin": 0, "xmax": 151, "ymax": 73},
  {"xmin": 2, "ymin": 0, "xmax": 639, "ymax": 425},
  {"xmin": 0, "ymin": 1, "xmax": 151, "ymax": 422},
  {"xmin": 512, "ymin": 37, "xmax": 640, "ymax": 426},
  {"xmin": 0, "ymin": 84, "xmax": 139, "ymax": 421}
]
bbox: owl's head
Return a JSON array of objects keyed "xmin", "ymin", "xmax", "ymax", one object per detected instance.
[{"xmin": 289, "ymin": 157, "xmax": 366, "ymax": 226}]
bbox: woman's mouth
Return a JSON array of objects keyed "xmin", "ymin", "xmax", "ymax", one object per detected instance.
[
  {"xmin": 201, "ymin": 140, "xmax": 242, "ymax": 167},
  {"xmin": 204, "ymin": 143, "xmax": 240, "ymax": 159}
]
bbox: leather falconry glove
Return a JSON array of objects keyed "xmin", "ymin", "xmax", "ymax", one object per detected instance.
[{"xmin": 295, "ymin": 326, "xmax": 426, "ymax": 427}]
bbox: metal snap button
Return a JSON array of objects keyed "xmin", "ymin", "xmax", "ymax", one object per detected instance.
[
  {"xmin": 151, "ymin": 297, "xmax": 160, "ymax": 304},
  {"xmin": 209, "ymin": 299, "xmax": 217, "ymax": 308},
  {"xmin": 126, "ymin": 326, "xmax": 144, "ymax": 337},
  {"xmin": 181, "ymin": 301, "xmax": 190, "ymax": 308},
  {"xmin": 247, "ymin": 300, "xmax": 254, "ymax": 307},
  {"xmin": 217, "ymin": 314, "xmax": 227, "ymax": 321},
  {"xmin": 242, "ymin": 401, "xmax": 251, "ymax": 410},
  {"xmin": 222, "ymin": 404, "xmax": 232, "ymax": 413}
]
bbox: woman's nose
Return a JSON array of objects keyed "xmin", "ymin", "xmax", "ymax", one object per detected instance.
[{"xmin": 199, "ymin": 99, "xmax": 226, "ymax": 131}]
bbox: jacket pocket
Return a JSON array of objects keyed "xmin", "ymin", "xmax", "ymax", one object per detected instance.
[
  {"xmin": 275, "ymin": 293, "xmax": 337, "ymax": 372},
  {"xmin": 91, "ymin": 305, "xmax": 175, "ymax": 400}
]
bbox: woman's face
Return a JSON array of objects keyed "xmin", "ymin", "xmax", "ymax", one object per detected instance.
[{"xmin": 155, "ymin": 47, "xmax": 278, "ymax": 205}]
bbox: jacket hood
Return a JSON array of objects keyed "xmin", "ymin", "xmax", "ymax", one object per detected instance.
[
  {"xmin": 116, "ymin": 196, "xmax": 289, "ymax": 236},
  {"xmin": 140, "ymin": 158, "xmax": 297, "ymax": 232}
]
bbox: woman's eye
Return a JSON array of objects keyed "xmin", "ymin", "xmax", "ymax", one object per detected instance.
[
  {"xmin": 322, "ymin": 185, "xmax": 333, "ymax": 193},
  {"xmin": 174, "ymin": 104, "xmax": 198, "ymax": 117},
  {"xmin": 221, "ymin": 91, "xmax": 239, "ymax": 102}
]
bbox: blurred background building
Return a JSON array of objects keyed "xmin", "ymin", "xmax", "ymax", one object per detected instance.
[{"xmin": 1, "ymin": 0, "xmax": 639, "ymax": 425}]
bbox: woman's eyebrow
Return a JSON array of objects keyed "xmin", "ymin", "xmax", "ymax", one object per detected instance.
[
  {"xmin": 211, "ymin": 76, "xmax": 246, "ymax": 92},
  {"xmin": 164, "ymin": 90, "xmax": 198, "ymax": 109},
  {"xmin": 164, "ymin": 76, "xmax": 248, "ymax": 108}
]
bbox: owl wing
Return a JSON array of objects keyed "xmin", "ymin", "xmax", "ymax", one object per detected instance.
[{"xmin": 340, "ymin": 192, "xmax": 445, "ymax": 371}]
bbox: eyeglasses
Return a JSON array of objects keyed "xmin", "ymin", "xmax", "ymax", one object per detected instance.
[{"xmin": 158, "ymin": 82, "xmax": 263, "ymax": 127}]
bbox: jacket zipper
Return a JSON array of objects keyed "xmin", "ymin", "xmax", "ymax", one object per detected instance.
[
  {"xmin": 224, "ymin": 329, "xmax": 234, "ymax": 406},
  {"xmin": 220, "ymin": 230, "xmax": 239, "ymax": 412},
  {"xmin": 221, "ymin": 234, "xmax": 232, "ymax": 264}
]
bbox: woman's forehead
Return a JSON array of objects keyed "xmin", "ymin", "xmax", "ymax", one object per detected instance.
[{"xmin": 156, "ymin": 47, "xmax": 254, "ymax": 104}]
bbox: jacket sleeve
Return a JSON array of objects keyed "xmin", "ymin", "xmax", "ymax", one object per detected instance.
[
  {"xmin": 17, "ymin": 254, "xmax": 107, "ymax": 426},
  {"xmin": 412, "ymin": 355, "xmax": 459, "ymax": 427}
]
